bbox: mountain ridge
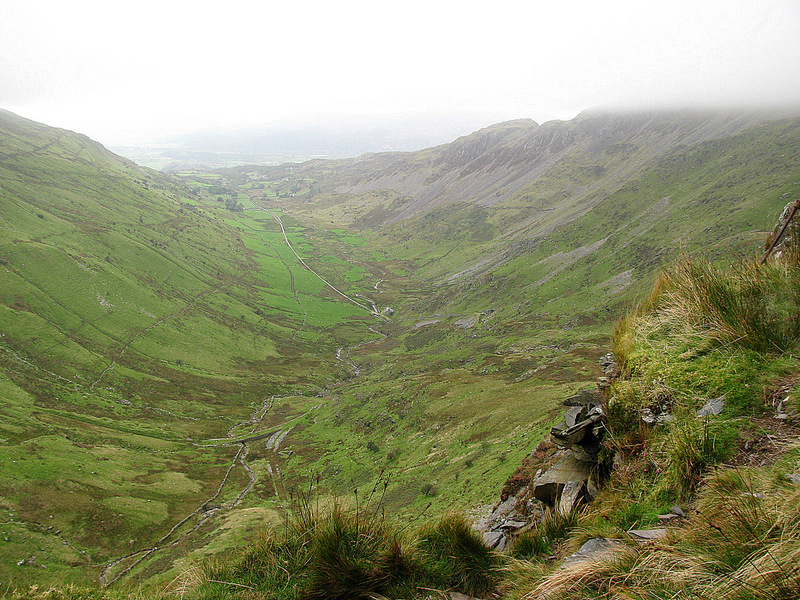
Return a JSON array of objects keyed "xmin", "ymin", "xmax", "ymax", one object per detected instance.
[{"xmin": 246, "ymin": 108, "xmax": 798, "ymax": 231}]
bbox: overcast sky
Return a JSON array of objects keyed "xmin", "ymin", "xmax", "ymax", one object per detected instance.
[{"xmin": 2, "ymin": 0, "xmax": 799, "ymax": 146}]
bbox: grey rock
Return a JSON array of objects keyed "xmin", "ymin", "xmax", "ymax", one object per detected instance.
[
  {"xmin": 482, "ymin": 530, "xmax": 505, "ymax": 549},
  {"xmin": 565, "ymin": 406, "xmax": 584, "ymax": 427},
  {"xmin": 558, "ymin": 480, "xmax": 587, "ymax": 515},
  {"xmin": 488, "ymin": 496, "xmax": 517, "ymax": 521},
  {"xmin": 697, "ymin": 396, "xmax": 725, "ymax": 417},
  {"xmin": 564, "ymin": 388, "xmax": 601, "ymax": 407},
  {"xmin": 641, "ymin": 407, "xmax": 674, "ymax": 425},
  {"xmin": 560, "ymin": 537, "xmax": 623, "ymax": 569},
  {"xmin": 628, "ymin": 528, "xmax": 669, "ymax": 540},
  {"xmin": 658, "ymin": 513, "xmax": 680, "ymax": 522},
  {"xmin": 534, "ymin": 454, "xmax": 594, "ymax": 506},
  {"xmin": 670, "ymin": 505, "xmax": 686, "ymax": 517},
  {"xmin": 500, "ymin": 519, "xmax": 528, "ymax": 531},
  {"xmin": 786, "ymin": 473, "xmax": 800, "ymax": 485}
]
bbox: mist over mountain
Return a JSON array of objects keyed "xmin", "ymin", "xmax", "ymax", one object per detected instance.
[{"xmin": 112, "ymin": 111, "xmax": 521, "ymax": 170}]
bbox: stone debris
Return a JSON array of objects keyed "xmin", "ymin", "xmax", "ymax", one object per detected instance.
[
  {"xmin": 786, "ymin": 473, "xmax": 800, "ymax": 486},
  {"xmin": 533, "ymin": 454, "xmax": 595, "ymax": 506},
  {"xmin": 482, "ymin": 530, "xmax": 505, "ymax": 550},
  {"xmin": 476, "ymin": 352, "xmax": 619, "ymax": 550},
  {"xmin": 628, "ymin": 528, "xmax": 669, "ymax": 540},
  {"xmin": 474, "ymin": 490, "xmax": 542, "ymax": 552},
  {"xmin": 670, "ymin": 505, "xmax": 686, "ymax": 517},
  {"xmin": 560, "ymin": 537, "xmax": 624, "ymax": 569},
  {"xmin": 600, "ymin": 353, "xmax": 621, "ymax": 378},
  {"xmin": 658, "ymin": 513, "xmax": 680, "ymax": 522},
  {"xmin": 697, "ymin": 396, "xmax": 725, "ymax": 417},
  {"xmin": 641, "ymin": 406, "xmax": 675, "ymax": 425}
]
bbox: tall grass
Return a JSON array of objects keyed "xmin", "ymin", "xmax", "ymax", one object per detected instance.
[
  {"xmin": 510, "ymin": 461, "xmax": 800, "ymax": 600},
  {"xmin": 611, "ymin": 254, "xmax": 800, "ymax": 417},
  {"xmin": 509, "ymin": 509, "xmax": 579, "ymax": 560},
  {"xmin": 177, "ymin": 493, "xmax": 499, "ymax": 600},
  {"xmin": 618, "ymin": 255, "xmax": 800, "ymax": 357}
]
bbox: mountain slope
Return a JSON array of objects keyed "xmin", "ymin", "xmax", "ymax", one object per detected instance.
[
  {"xmin": 0, "ymin": 110, "xmax": 376, "ymax": 586},
  {"xmin": 241, "ymin": 109, "xmax": 793, "ymax": 227},
  {"xmin": 3, "ymin": 107, "xmax": 800, "ymax": 589},
  {"xmin": 224, "ymin": 109, "xmax": 800, "ymax": 322}
]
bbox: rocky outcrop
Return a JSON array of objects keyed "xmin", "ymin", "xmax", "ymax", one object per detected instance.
[{"xmin": 478, "ymin": 354, "xmax": 618, "ymax": 549}]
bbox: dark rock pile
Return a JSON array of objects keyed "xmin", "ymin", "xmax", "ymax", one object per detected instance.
[{"xmin": 477, "ymin": 354, "xmax": 620, "ymax": 550}]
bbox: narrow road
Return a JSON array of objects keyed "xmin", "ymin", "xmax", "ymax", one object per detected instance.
[{"xmin": 271, "ymin": 214, "xmax": 386, "ymax": 320}]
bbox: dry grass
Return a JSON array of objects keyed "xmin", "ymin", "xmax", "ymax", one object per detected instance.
[{"xmin": 508, "ymin": 455, "xmax": 800, "ymax": 600}]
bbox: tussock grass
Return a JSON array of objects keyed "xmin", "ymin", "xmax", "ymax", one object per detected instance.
[
  {"xmin": 612, "ymin": 255, "xmax": 800, "ymax": 418},
  {"xmin": 509, "ymin": 459, "xmax": 800, "ymax": 600},
  {"xmin": 176, "ymin": 495, "xmax": 499, "ymax": 600},
  {"xmin": 0, "ymin": 585, "xmax": 162, "ymax": 600},
  {"xmin": 616, "ymin": 254, "xmax": 800, "ymax": 367},
  {"xmin": 509, "ymin": 509, "xmax": 578, "ymax": 560}
]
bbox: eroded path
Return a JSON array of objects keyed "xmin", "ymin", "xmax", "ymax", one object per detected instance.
[{"xmin": 99, "ymin": 395, "xmax": 300, "ymax": 585}]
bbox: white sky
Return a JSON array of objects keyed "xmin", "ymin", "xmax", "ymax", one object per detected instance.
[{"xmin": 1, "ymin": 0, "xmax": 800, "ymax": 145}]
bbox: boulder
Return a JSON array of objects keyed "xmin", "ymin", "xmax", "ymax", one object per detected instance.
[
  {"xmin": 533, "ymin": 454, "xmax": 594, "ymax": 506},
  {"xmin": 560, "ymin": 537, "xmax": 624, "ymax": 569}
]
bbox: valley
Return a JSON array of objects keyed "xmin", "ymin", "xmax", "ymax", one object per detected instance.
[{"xmin": 1, "ymin": 107, "xmax": 799, "ymax": 591}]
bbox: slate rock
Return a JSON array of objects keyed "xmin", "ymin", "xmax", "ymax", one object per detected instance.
[
  {"xmin": 482, "ymin": 530, "xmax": 505, "ymax": 549},
  {"xmin": 560, "ymin": 537, "xmax": 623, "ymax": 569},
  {"xmin": 558, "ymin": 480, "xmax": 587, "ymax": 515},
  {"xmin": 697, "ymin": 396, "xmax": 725, "ymax": 417},
  {"xmin": 500, "ymin": 519, "xmax": 528, "ymax": 531},
  {"xmin": 658, "ymin": 513, "xmax": 680, "ymax": 522},
  {"xmin": 565, "ymin": 406, "xmax": 585, "ymax": 427},
  {"xmin": 628, "ymin": 528, "xmax": 668, "ymax": 540},
  {"xmin": 533, "ymin": 454, "xmax": 594, "ymax": 506},
  {"xmin": 670, "ymin": 505, "xmax": 685, "ymax": 517},
  {"xmin": 564, "ymin": 388, "xmax": 601, "ymax": 407},
  {"xmin": 488, "ymin": 496, "xmax": 517, "ymax": 521}
]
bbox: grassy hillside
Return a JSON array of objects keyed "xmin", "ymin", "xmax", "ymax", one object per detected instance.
[
  {"xmin": 0, "ymin": 110, "xmax": 372, "ymax": 586},
  {"xmin": 37, "ymin": 248, "xmax": 797, "ymax": 600},
  {"xmin": 1, "ymin": 108, "xmax": 799, "ymax": 593}
]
